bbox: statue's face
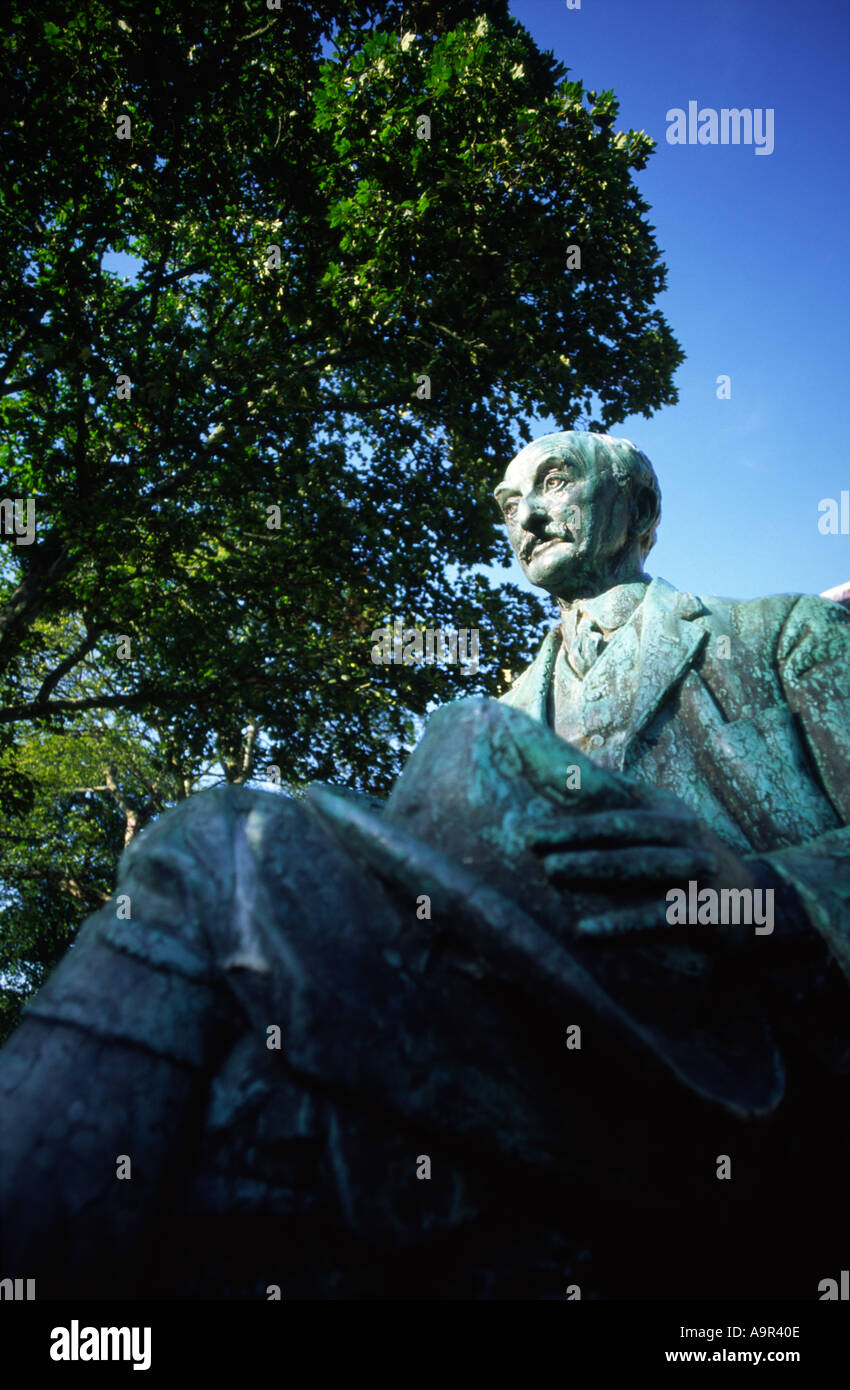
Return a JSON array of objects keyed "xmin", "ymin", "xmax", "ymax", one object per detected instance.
[{"xmin": 495, "ymin": 438, "xmax": 634, "ymax": 600}]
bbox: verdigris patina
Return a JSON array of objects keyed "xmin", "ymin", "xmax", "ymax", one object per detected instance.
[
  {"xmin": 495, "ymin": 432, "xmax": 850, "ymax": 970},
  {"xmin": 0, "ymin": 431, "xmax": 847, "ymax": 1300}
]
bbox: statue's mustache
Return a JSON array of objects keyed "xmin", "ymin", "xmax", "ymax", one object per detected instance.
[{"xmin": 520, "ymin": 529, "xmax": 569, "ymax": 561}]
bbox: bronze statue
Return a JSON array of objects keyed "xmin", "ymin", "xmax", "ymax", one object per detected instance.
[{"xmin": 1, "ymin": 432, "xmax": 847, "ymax": 1300}]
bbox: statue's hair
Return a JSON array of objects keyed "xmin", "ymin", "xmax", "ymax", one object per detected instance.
[{"xmin": 534, "ymin": 431, "xmax": 662, "ymax": 560}]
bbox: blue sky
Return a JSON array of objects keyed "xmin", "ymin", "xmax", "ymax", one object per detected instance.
[
  {"xmin": 500, "ymin": 0, "xmax": 850, "ymax": 601},
  {"xmin": 105, "ymin": 2, "xmax": 849, "ymax": 604}
]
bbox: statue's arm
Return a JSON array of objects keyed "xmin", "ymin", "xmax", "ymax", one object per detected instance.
[
  {"xmin": 776, "ymin": 593, "xmax": 850, "ymax": 821},
  {"xmin": 752, "ymin": 595, "xmax": 850, "ymax": 982}
]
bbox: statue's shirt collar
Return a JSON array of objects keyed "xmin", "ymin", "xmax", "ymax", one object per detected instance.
[{"xmin": 560, "ymin": 579, "xmax": 650, "ymax": 645}]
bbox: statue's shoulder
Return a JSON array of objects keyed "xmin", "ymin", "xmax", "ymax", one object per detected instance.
[
  {"xmin": 691, "ymin": 588, "xmax": 849, "ymax": 643},
  {"xmin": 650, "ymin": 576, "xmax": 797, "ymax": 629}
]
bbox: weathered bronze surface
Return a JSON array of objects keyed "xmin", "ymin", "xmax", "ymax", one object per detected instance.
[{"xmin": 1, "ymin": 432, "xmax": 847, "ymax": 1300}]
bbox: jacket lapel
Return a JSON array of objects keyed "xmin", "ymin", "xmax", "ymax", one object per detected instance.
[
  {"xmin": 500, "ymin": 628, "xmax": 560, "ymax": 724},
  {"xmin": 581, "ymin": 577, "xmax": 708, "ymax": 764},
  {"xmin": 501, "ymin": 580, "xmax": 709, "ymax": 764}
]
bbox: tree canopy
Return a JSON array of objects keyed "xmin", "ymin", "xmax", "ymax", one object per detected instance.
[{"xmin": 0, "ymin": 0, "xmax": 683, "ymax": 1038}]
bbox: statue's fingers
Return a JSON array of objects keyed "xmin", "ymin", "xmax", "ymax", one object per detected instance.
[
  {"xmin": 542, "ymin": 846, "xmax": 718, "ymax": 885},
  {"xmin": 573, "ymin": 901, "xmax": 672, "ymax": 937},
  {"xmin": 525, "ymin": 810, "xmax": 694, "ymax": 853}
]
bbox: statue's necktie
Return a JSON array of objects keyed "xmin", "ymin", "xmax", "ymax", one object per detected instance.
[{"xmin": 567, "ymin": 614, "xmax": 608, "ymax": 679}]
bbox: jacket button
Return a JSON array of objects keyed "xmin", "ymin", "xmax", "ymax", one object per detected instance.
[{"xmin": 588, "ymin": 733, "xmax": 604, "ymax": 749}]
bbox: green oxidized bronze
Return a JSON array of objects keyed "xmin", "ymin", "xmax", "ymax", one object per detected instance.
[
  {"xmin": 0, "ymin": 431, "xmax": 847, "ymax": 1300},
  {"xmin": 495, "ymin": 433, "xmax": 850, "ymax": 976}
]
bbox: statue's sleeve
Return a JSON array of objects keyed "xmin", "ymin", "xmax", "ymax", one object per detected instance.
[
  {"xmin": 0, "ymin": 788, "xmax": 244, "ymax": 1298},
  {"xmin": 756, "ymin": 595, "xmax": 850, "ymax": 984}
]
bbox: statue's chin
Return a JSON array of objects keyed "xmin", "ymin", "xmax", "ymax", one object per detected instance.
[{"xmin": 524, "ymin": 543, "xmax": 589, "ymax": 597}]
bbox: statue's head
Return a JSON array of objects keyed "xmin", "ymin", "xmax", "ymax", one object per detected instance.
[{"xmin": 493, "ymin": 431, "xmax": 662, "ymax": 602}]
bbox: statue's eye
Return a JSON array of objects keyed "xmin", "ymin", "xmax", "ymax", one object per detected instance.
[
  {"xmin": 503, "ymin": 499, "xmax": 519, "ymax": 520},
  {"xmin": 543, "ymin": 472, "xmax": 569, "ymax": 492}
]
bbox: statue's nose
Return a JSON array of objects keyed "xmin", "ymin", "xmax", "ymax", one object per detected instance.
[{"xmin": 516, "ymin": 496, "xmax": 545, "ymax": 529}]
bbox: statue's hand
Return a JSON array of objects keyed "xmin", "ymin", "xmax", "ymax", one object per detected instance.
[{"xmin": 523, "ymin": 804, "xmax": 768, "ymax": 940}]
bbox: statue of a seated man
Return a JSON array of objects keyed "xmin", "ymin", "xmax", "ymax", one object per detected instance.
[{"xmin": 1, "ymin": 431, "xmax": 848, "ymax": 1301}]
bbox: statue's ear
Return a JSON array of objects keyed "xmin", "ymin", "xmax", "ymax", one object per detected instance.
[{"xmin": 630, "ymin": 483, "xmax": 657, "ymax": 537}]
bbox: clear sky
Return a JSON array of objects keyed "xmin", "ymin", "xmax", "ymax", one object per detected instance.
[
  {"xmin": 104, "ymin": 2, "xmax": 849, "ymax": 604},
  {"xmin": 499, "ymin": 0, "xmax": 850, "ymax": 601}
]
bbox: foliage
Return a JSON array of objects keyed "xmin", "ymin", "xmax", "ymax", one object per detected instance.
[{"xmin": 0, "ymin": 0, "xmax": 682, "ymax": 1035}]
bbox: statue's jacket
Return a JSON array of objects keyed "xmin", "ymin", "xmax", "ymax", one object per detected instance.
[
  {"xmin": 501, "ymin": 577, "xmax": 850, "ymax": 983},
  {"xmin": 0, "ymin": 577, "xmax": 849, "ymax": 1298}
]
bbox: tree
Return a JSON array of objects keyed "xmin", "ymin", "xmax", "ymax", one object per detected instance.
[{"xmin": 0, "ymin": 0, "xmax": 683, "ymax": 1038}]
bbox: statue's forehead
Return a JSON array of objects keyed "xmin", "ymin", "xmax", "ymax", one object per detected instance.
[{"xmin": 500, "ymin": 436, "xmax": 587, "ymax": 491}]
